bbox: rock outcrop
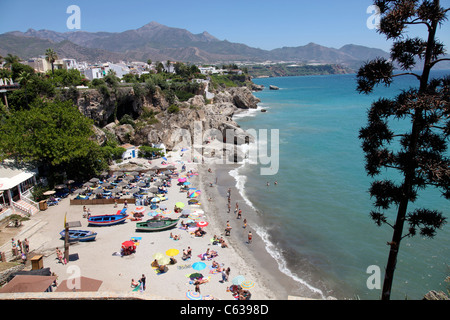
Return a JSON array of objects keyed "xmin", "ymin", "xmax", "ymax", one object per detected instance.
[{"xmin": 75, "ymin": 83, "xmax": 260, "ymax": 162}]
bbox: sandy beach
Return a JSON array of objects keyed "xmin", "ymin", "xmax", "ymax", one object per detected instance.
[{"xmin": 0, "ymin": 149, "xmax": 293, "ymax": 300}]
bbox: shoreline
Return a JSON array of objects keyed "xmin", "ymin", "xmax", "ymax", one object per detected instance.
[{"xmin": 196, "ymin": 162, "xmax": 291, "ymax": 300}]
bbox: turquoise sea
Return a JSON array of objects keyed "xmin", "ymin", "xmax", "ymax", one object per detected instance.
[{"xmin": 232, "ymin": 71, "xmax": 449, "ymax": 300}]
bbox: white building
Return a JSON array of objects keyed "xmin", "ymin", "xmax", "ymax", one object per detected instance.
[
  {"xmin": 105, "ymin": 62, "xmax": 130, "ymax": 79},
  {"xmin": 81, "ymin": 67, "xmax": 104, "ymax": 80},
  {"xmin": 0, "ymin": 161, "xmax": 39, "ymax": 217},
  {"xmin": 25, "ymin": 57, "xmax": 51, "ymax": 73},
  {"xmin": 121, "ymin": 143, "xmax": 139, "ymax": 161}
]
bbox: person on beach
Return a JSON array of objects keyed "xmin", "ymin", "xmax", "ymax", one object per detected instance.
[
  {"xmin": 237, "ymin": 209, "xmax": 242, "ymax": 219},
  {"xmin": 23, "ymin": 238, "xmax": 29, "ymax": 253},
  {"xmin": 248, "ymin": 231, "xmax": 253, "ymax": 244},
  {"xmin": 243, "ymin": 218, "xmax": 247, "ymax": 229},
  {"xmin": 227, "ymin": 202, "xmax": 231, "ymax": 213},
  {"xmin": 221, "ymin": 269, "xmax": 228, "ymax": 282},
  {"xmin": 131, "ymin": 278, "xmax": 139, "ymax": 288},
  {"xmin": 140, "ymin": 274, "xmax": 146, "ymax": 291}
]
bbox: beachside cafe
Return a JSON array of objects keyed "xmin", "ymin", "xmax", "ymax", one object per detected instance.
[{"xmin": 0, "ymin": 162, "xmax": 38, "ymax": 218}]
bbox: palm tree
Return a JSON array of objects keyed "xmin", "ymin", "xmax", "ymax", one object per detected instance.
[
  {"xmin": 45, "ymin": 48, "xmax": 58, "ymax": 74},
  {"xmin": 3, "ymin": 54, "xmax": 20, "ymax": 70}
]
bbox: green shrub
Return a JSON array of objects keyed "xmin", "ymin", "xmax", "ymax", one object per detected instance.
[{"xmin": 167, "ymin": 104, "xmax": 180, "ymax": 114}]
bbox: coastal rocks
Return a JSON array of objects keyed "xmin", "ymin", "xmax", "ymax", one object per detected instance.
[
  {"xmin": 251, "ymin": 83, "xmax": 264, "ymax": 91},
  {"xmin": 114, "ymin": 124, "xmax": 135, "ymax": 144},
  {"xmin": 77, "ymin": 89, "xmax": 115, "ymax": 126},
  {"xmin": 90, "ymin": 125, "xmax": 107, "ymax": 146},
  {"xmin": 214, "ymin": 87, "xmax": 260, "ymax": 110}
]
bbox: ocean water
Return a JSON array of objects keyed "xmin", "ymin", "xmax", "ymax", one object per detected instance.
[{"xmin": 232, "ymin": 71, "xmax": 450, "ymax": 300}]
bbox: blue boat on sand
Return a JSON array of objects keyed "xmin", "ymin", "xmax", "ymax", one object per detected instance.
[
  {"xmin": 60, "ymin": 229, "xmax": 97, "ymax": 242},
  {"xmin": 88, "ymin": 208, "xmax": 128, "ymax": 226}
]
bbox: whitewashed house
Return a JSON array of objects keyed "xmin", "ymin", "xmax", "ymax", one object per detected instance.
[{"xmin": 121, "ymin": 143, "xmax": 139, "ymax": 161}]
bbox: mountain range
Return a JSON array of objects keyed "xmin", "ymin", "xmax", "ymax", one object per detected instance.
[{"xmin": 0, "ymin": 21, "xmax": 408, "ymax": 70}]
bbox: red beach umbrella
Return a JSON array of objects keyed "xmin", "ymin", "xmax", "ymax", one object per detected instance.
[
  {"xmin": 121, "ymin": 241, "xmax": 135, "ymax": 248},
  {"xmin": 197, "ymin": 221, "xmax": 208, "ymax": 228}
]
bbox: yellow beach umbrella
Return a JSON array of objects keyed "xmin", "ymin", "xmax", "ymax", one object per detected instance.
[
  {"xmin": 175, "ymin": 202, "xmax": 185, "ymax": 208},
  {"xmin": 165, "ymin": 248, "xmax": 180, "ymax": 257},
  {"xmin": 153, "ymin": 252, "xmax": 170, "ymax": 265}
]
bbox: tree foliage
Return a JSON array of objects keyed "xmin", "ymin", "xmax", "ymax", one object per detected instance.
[
  {"xmin": 357, "ymin": 0, "xmax": 449, "ymax": 300},
  {"xmin": 0, "ymin": 98, "xmax": 107, "ymax": 182}
]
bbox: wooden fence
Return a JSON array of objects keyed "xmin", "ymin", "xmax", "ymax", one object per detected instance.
[{"xmin": 70, "ymin": 198, "xmax": 135, "ymax": 206}]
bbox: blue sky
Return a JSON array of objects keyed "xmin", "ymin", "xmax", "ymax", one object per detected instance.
[{"xmin": 1, "ymin": 0, "xmax": 449, "ymax": 52}]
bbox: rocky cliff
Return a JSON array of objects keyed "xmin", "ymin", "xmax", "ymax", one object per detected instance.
[{"xmin": 77, "ymin": 83, "xmax": 260, "ymax": 156}]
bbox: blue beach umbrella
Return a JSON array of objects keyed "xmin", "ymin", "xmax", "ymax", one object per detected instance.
[{"xmin": 192, "ymin": 262, "xmax": 206, "ymax": 271}]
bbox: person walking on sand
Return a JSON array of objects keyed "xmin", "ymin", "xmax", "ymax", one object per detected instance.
[
  {"xmin": 243, "ymin": 218, "xmax": 247, "ymax": 229},
  {"xmin": 248, "ymin": 231, "xmax": 252, "ymax": 244},
  {"xmin": 140, "ymin": 274, "xmax": 146, "ymax": 291}
]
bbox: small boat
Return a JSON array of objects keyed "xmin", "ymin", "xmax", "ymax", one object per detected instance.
[
  {"xmin": 269, "ymin": 85, "xmax": 279, "ymax": 90},
  {"xmin": 136, "ymin": 218, "xmax": 179, "ymax": 232},
  {"xmin": 88, "ymin": 209, "xmax": 128, "ymax": 226},
  {"xmin": 60, "ymin": 229, "xmax": 97, "ymax": 242}
]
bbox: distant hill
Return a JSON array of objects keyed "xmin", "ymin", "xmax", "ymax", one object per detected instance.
[{"xmin": 1, "ymin": 21, "xmax": 394, "ymax": 69}]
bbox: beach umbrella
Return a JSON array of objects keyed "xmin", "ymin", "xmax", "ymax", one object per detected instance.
[
  {"xmin": 121, "ymin": 240, "xmax": 135, "ymax": 248},
  {"xmin": 165, "ymin": 249, "xmax": 179, "ymax": 257},
  {"xmin": 150, "ymin": 197, "xmax": 160, "ymax": 203},
  {"xmin": 129, "ymin": 171, "xmax": 139, "ymax": 176},
  {"xmin": 197, "ymin": 221, "xmax": 208, "ymax": 228},
  {"xmin": 188, "ymin": 191, "xmax": 200, "ymax": 198},
  {"xmin": 232, "ymin": 275, "xmax": 245, "ymax": 286},
  {"xmin": 175, "ymin": 202, "xmax": 185, "ymax": 209},
  {"xmin": 178, "ymin": 177, "xmax": 187, "ymax": 183},
  {"xmin": 137, "ymin": 181, "xmax": 147, "ymax": 187},
  {"xmin": 180, "ymin": 208, "xmax": 191, "ymax": 216},
  {"xmin": 186, "ymin": 291, "xmax": 202, "ymax": 300},
  {"xmin": 135, "ymin": 206, "xmax": 145, "ymax": 213},
  {"xmin": 148, "ymin": 210, "xmax": 159, "ymax": 217},
  {"xmin": 183, "ymin": 181, "xmax": 191, "ymax": 186},
  {"xmin": 111, "ymin": 187, "xmax": 122, "ymax": 194},
  {"xmin": 55, "ymin": 184, "xmax": 67, "ymax": 189},
  {"xmin": 153, "ymin": 252, "xmax": 170, "ymax": 265},
  {"xmin": 192, "ymin": 262, "xmax": 206, "ymax": 271},
  {"xmin": 89, "ymin": 178, "xmax": 100, "ymax": 183},
  {"xmin": 83, "ymin": 182, "xmax": 93, "ymax": 187},
  {"xmin": 240, "ymin": 280, "xmax": 255, "ymax": 289},
  {"xmin": 188, "ymin": 212, "xmax": 200, "ymax": 220},
  {"xmin": 159, "ymin": 204, "xmax": 168, "ymax": 211},
  {"xmin": 73, "ymin": 189, "xmax": 84, "ymax": 194},
  {"xmin": 92, "ymin": 188, "xmax": 104, "ymax": 194},
  {"xmin": 188, "ymin": 273, "xmax": 203, "ymax": 279},
  {"xmin": 181, "ymin": 148, "xmax": 188, "ymax": 152},
  {"xmin": 129, "ymin": 188, "xmax": 140, "ymax": 194},
  {"xmin": 43, "ymin": 190, "xmax": 56, "ymax": 196}
]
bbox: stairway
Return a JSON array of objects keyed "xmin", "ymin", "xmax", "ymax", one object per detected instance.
[{"xmin": 12, "ymin": 200, "xmax": 39, "ymax": 217}]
